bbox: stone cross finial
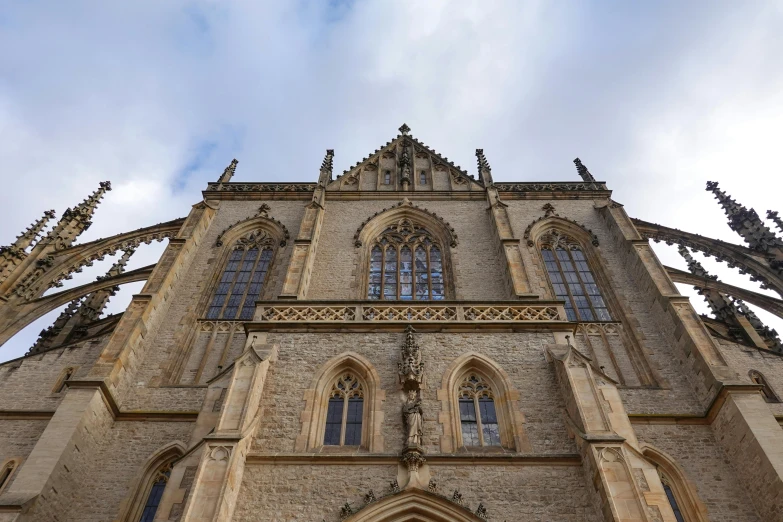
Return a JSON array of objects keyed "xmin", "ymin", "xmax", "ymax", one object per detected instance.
[
  {"xmin": 573, "ymin": 158, "xmax": 596, "ymax": 182},
  {"xmin": 399, "ymin": 123, "xmax": 411, "ymax": 135}
]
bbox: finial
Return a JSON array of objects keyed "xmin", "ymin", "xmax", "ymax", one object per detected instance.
[
  {"xmin": 217, "ymin": 159, "xmax": 238, "ymax": 183},
  {"xmin": 573, "ymin": 158, "xmax": 596, "ymax": 182},
  {"xmin": 399, "ymin": 123, "xmax": 410, "ymax": 136},
  {"xmin": 767, "ymin": 210, "xmax": 783, "ymax": 234},
  {"xmin": 10, "ymin": 209, "xmax": 57, "ymax": 251}
]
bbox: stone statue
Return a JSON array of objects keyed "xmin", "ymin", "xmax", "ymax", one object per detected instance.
[{"xmin": 403, "ymin": 390, "xmax": 423, "ymax": 447}]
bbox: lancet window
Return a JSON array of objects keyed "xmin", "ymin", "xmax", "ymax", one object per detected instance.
[
  {"xmin": 139, "ymin": 462, "xmax": 172, "ymax": 522},
  {"xmin": 540, "ymin": 231, "xmax": 611, "ymax": 321},
  {"xmin": 367, "ymin": 219, "xmax": 445, "ymax": 300},
  {"xmin": 324, "ymin": 373, "xmax": 364, "ymax": 446},
  {"xmin": 458, "ymin": 373, "xmax": 500, "ymax": 447},
  {"xmin": 660, "ymin": 473, "xmax": 686, "ymax": 522},
  {"xmin": 206, "ymin": 230, "xmax": 275, "ymax": 320}
]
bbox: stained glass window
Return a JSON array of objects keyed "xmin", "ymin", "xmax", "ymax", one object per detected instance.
[
  {"xmin": 458, "ymin": 373, "xmax": 500, "ymax": 447},
  {"xmin": 540, "ymin": 232, "xmax": 611, "ymax": 322},
  {"xmin": 366, "ymin": 219, "xmax": 446, "ymax": 300},
  {"xmin": 139, "ymin": 462, "xmax": 172, "ymax": 522},
  {"xmin": 206, "ymin": 232, "xmax": 274, "ymax": 320},
  {"xmin": 323, "ymin": 373, "xmax": 364, "ymax": 446}
]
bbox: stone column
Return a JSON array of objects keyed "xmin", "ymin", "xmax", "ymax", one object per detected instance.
[
  {"xmin": 177, "ymin": 339, "xmax": 277, "ymax": 522},
  {"xmin": 549, "ymin": 342, "xmax": 679, "ymax": 522}
]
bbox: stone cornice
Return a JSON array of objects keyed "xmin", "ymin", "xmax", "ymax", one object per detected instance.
[{"xmin": 244, "ymin": 452, "xmax": 581, "ymax": 466}]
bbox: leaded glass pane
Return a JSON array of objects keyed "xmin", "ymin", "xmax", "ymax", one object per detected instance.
[
  {"xmin": 206, "ymin": 250, "xmax": 243, "ymax": 319},
  {"xmin": 139, "ymin": 468, "xmax": 170, "ymax": 522},
  {"xmin": 663, "ymin": 483, "xmax": 685, "ymax": 522},
  {"xmin": 383, "ymin": 247, "xmax": 398, "ymax": 299},
  {"xmin": 344, "ymin": 398, "xmax": 363, "ymax": 445},
  {"xmin": 400, "ymin": 247, "xmax": 413, "ymax": 300},
  {"xmin": 479, "ymin": 398, "xmax": 500, "ymax": 446},
  {"xmin": 368, "ymin": 246, "xmax": 382, "ymax": 299},
  {"xmin": 414, "ymin": 246, "xmax": 429, "ymax": 300},
  {"xmin": 324, "ymin": 398, "xmax": 344, "ymax": 446},
  {"xmin": 459, "ymin": 399, "xmax": 480, "ymax": 446},
  {"xmin": 239, "ymin": 248, "xmax": 272, "ymax": 320}
]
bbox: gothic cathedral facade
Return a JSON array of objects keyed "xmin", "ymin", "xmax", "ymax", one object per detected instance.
[{"xmin": 1, "ymin": 125, "xmax": 782, "ymax": 521}]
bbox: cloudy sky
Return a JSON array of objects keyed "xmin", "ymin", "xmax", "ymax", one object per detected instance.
[{"xmin": 1, "ymin": 1, "xmax": 782, "ymax": 361}]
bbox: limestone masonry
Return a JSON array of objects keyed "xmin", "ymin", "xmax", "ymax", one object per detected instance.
[{"xmin": 0, "ymin": 124, "xmax": 782, "ymax": 521}]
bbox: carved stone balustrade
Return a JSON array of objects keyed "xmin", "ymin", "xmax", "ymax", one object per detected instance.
[{"xmin": 245, "ymin": 300, "xmax": 568, "ymax": 332}]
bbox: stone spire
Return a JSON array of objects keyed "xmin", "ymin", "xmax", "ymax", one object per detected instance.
[
  {"xmin": 28, "ymin": 298, "xmax": 82, "ymax": 355},
  {"xmin": 678, "ymin": 245, "xmax": 736, "ymax": 323},
  {"xmin": 27, "ymin": 249, "xmax": 133, "ymax": 355},
  {"xmin": 45, "ymin": 181, "xmax": 112, "ymax": 250},
  {"xmin": 318, "ymin": 149, "xmax": 334, "ymax": 186},
  {"xmin": 706, "ymin": 181, "xmax": 781, "ymax": 252},
  {"xmin": 8, "ymin": 210, "xmax": 56, "ymax": 252},
  {"xmin": 80, "ymin": 248, "xmax": 135, "ymax": 321},
  {"xmin": 573, "ymin": 158, "xmax": 596, "ymax": 182},
  {"xmin": 217, "ymin": 159, "xmax": 238, "ymax": 183},
  {"xmin": 767, "ymin": 210, "xmax": 783, "ymax": 234},
  {"xmin": 475, "ymin": 149, "xmax": 493, "ymax": 186}
]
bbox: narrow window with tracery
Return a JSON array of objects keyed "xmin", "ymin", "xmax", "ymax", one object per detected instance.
[
  {"xmin": 139, "ymin": 462, "xmax": 172, "ymax": 522},
  {"xmin": 324, "ymin": 373, "xmax": 364, "ymax": 446},
  {"xmin": 660, "ymin": 473, "xmax": 686, "ymax": 522},
  {"xmin": 420, "ymin": 171, "xmax": 427, "ymax": 185},
  {"xmin": 540, "ymin": 231, "xmax": 611, "ymax": 321},
  {"xmin": 750, "ymin": 370, "xmax": 780, "ymax": 403},
  {"xmin": 206, "ymin": 231, "xmax": 274, "ymax": 320},
  {"xmin": 458, "ymin": 373, "xmax": 500, "ymax": 447},
  {"xmin": 367, "ymin": 219, "xmax": 445, "ymax": 300},
  {"xmin": 384, "ymin": 171, "xmax": 392, "ymax": 185}
]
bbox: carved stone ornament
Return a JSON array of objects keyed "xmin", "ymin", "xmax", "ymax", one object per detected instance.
[
  {"xmin": 475, "ymin": 503, "xmax": 489, "ymax": 520},
  {"xmin": 398, "ymin": 325, "xmax": 424, "ymax": 387},
  {"xmin": 400, "ymin": 449, "xmax": 426, "ymax": 472},
  {"xmin": 451, "ymin": 490, "xmax": 464, "ymax": 505}
]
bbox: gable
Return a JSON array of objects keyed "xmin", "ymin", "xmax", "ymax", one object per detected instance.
[{"xmin": 327, "ymin": 124, "xmax": 483, "ymax": 192}]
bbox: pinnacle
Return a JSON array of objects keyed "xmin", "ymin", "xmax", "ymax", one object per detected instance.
[
  {"xmin": 217, "ymin": 159, "xmax": 238, "ymax": 183},
  {"xmin": 573, "ymin": 158, "xmax": 596, "ymax": 182}
]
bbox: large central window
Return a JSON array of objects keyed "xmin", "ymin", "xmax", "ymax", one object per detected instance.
[{"xmin": 367, "ymin": 219, "xmax": 445, "ymax": 300}]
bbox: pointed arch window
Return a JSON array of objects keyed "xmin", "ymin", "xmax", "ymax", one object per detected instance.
[
  {"xmin": 206, "ymin": 231, "xmax": 275, "ymax": 320},
  {"xmin": 540, "ymin": 231, "xmax": 611, "ymax": 321},
  {"xmin": 660, "ymin": 473, "xmax": 686, "ymax": 522},
  {"xmin": 139, "ymin": 462, "xmax": 172, "ymax": 522},
  {"xmin": 750, "ymin": 370, "xmax": 780, "ymax": 403},
  {"xmin": 0, "ymin": 459, "xmax": 19, "ymax": 494},
  {"xmin": 458, "ymin": 373, "xmax": 500, "ymax": 447},
  {"xmin": 367, "ymin": 219, "xmax": 445, "ymax": 300},
  {"xmin": 324, "ymin": 373, "xmax": 364, "ymax": 446}
]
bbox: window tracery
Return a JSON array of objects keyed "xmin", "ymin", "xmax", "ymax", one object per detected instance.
[
  {"xmin": 206, "ymin": 230, "xmax": 275, "ymax": 320},
  {"xmin": 367, "ymin": 219, "xmax": 445, "ymax": 300},
  {"xmin": 458, "ymin": 373, "xmax": 500, "ymax": 447},
  {"xmin": 324, "ymin": 373, "xmax": 365, "ymax": 446},
  {"xmin": 539, "ymin": 230, "xmax": 611, "ymax": 321},
  {"xmin": 139, "ymin": 461, "xmax": 172, "ymax": 522}
]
